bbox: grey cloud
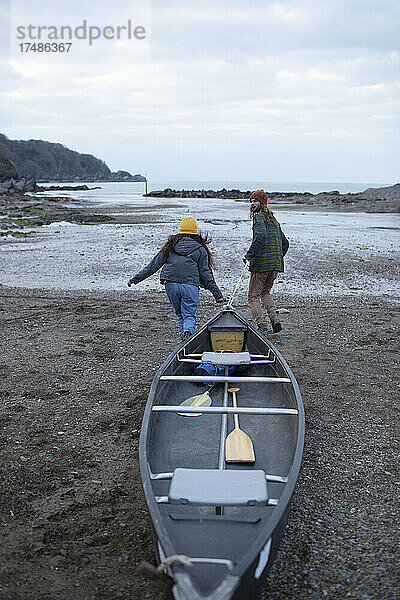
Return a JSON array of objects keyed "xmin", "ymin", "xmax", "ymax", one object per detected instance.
[
  {"xmin": 151, "ymin": 0, "xmax": 399, "ymax": 59},
  {"xmin": 1, "ymin": 0, "xmax": 399, "ymax": 182}
]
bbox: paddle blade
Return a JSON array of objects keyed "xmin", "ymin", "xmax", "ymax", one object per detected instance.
[
  {"xmin": 177, "ymin": 392, "xmax": 212, "ymax": 417},
  {"xmin": 225, "ymin": 429, "xmax": 255, "ymax": 463}
]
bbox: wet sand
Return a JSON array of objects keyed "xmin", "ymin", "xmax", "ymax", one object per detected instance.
[
  {"xmin": 0, "ymin": 194, "xmax": 399, "ymax": 600},
  {"xmin": 1, "ymin": 193, "xmax": 398, "ymax": 298}
]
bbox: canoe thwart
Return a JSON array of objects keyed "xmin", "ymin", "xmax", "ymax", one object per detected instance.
[
  {"xmin": 168, "ymin": 468, "xmax": 268, "ymax": 506},
  {"xmin": 178, "ymin": 358, "xmax": 275, "ymax": 365},
  {"xmin": 183, "ymin": 352, "xmax": 272, "ymax": 359},
  {"xmin": 152, "ymin": 405, "xmax": 298, "ymax": 415},
  {"xmin": 160, "ymin": 375, "xmax": 291, "ymax": 383}
]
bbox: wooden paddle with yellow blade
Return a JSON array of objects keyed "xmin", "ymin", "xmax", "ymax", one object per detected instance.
[{"xmin": 225, "ymin": 387, "xmax": 255, "ymax": 462}]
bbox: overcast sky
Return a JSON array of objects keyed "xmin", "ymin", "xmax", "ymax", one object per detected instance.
[{"xmin": 0, "ymin": 0, "xmax": 399, "ymax": 183}]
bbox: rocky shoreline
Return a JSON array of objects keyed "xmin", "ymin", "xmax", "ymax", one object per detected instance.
[
  {"xmin": 1, "ymin": 180, "xmax": 399, "ymax": 239},
  {"xmin": 0, "ymin": 179, "xmax": 128, "ymax": 195},
  {"xmin": 146, "ymin": 184, "xmax": 400, "ymax": 212},
  {"xmin": 0, "ymin": 192, "xmax": 115, "ymax": 238},
  {"xmin": 0, "ymin": 177, "xmax": 40, "ymax": 195},
  {"xmin": 38, "ymin": 184, "xmax": 102, "ymax": 192}
]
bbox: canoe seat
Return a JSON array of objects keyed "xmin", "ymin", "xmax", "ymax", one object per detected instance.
[
  {"xmin": 201, "ymin": 352, "xmax": 251, "ymax": 366},
  {"xmin": 168, "ymin": 468, "xmax": 269, "ymax": 506}
]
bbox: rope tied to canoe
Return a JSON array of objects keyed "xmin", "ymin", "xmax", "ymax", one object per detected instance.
[
  {"xmin": 136, "ymin": 555, "xmax": 192, "ymax": 587},
  {"xmin": 226, "ymin": 262, "xmax": 247, "ymax": 308},
  {"xmin": 158, "ymin": 554, "xmax": 193, "ymax": 571}
]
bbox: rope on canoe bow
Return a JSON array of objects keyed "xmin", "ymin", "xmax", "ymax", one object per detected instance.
[
  {"xmin": 227, "ymin": 262, "xmax": 247, "ymax": 308},
  {"xmin": 137, "ymin": 555, "xmax": 193, "ymax": 585}
]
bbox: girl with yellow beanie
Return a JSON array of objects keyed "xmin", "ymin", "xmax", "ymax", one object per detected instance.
[{"xmin": 128, "ymin": 217, "xmax": 225, "ymax": 340}]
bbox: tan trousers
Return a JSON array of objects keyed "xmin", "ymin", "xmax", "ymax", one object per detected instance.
[{"xmin": 248, "ymin": 271, "xmax": 278, "ymax": 325}]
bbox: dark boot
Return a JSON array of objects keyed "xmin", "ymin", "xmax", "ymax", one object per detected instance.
[
  {"xmin": 258, "ymin": 322, "xmax": 269, "ymax": 336},
  {"xmin": 269, "ymin": 312, "xmax": 282, "ymax": 333},
  {"xmin": 183, "ymin": 331, "xmax": 192, "ymax": 339}
]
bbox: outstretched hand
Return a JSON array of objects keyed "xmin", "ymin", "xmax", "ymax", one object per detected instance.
[
  {"xmin": 216, "ymin": 297, "xmax": 225, "ymax": 303},
  {"xmin": 127, "ymin": 280, "xmax": 132, "ymax": 287},
  {"xmin": 242, "ymin": 256, "xmax": 248, "ymax": 265}
]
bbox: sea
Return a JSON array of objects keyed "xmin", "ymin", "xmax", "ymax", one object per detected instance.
[{"xmin": 37, "ymin": 180, "xmax": 392, "ymax": 206}]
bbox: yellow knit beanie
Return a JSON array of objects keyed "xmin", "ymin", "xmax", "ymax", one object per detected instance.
[{"xmin": 179, "ymin": 216, "xmax": 197, "ymax": 235}]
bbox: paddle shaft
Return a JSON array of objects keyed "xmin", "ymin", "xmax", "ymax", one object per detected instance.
[
  {"xmin": 232, "ymin": 390, "xmax": 239, "ymax": 430},
  {"xmin": 228, "ymin": 387, "xmax": 241, "ymax": 429}
]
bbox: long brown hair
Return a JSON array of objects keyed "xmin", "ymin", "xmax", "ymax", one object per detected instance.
[
  {"xmin": 161, "ymin": 232, "xmax": 216, "ymax": 269},
  {"xmin": 250, "ymin": 202, "xmax": 276, "ymax": 224}
]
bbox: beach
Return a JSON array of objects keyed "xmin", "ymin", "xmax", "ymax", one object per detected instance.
[
  {"xmin": 0, "ymin": 191, "xmax": 399, "ymax": 600},
  {"xmin": 2, "ymin": 0, "xmax": 400, "ymax": 594}
]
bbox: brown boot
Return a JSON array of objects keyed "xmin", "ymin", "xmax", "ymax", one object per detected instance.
[{"xmin": 269, "ymin": 312, "xmax": 282, "ymax": 333}]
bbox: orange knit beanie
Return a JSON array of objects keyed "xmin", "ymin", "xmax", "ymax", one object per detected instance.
[{"xmin": 250, "ymin": 190, "xmax": 268, "ymax": 204}]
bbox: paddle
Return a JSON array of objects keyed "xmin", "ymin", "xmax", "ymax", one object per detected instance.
[
  {"xmin": 225, "ymin": 387, "xmax": 255, "ymax": 463},
  {"xmin": 177, "ymin": 390, "xmax": 212, "ymax": 417},
  {"xmin": 177, "ymin": 382, "xmax": 219, "ymax": 417}
]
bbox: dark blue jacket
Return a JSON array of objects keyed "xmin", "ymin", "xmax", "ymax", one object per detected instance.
[{"xmin": 129, "ymin": 237, "xmax": 223, "ymax": 300}]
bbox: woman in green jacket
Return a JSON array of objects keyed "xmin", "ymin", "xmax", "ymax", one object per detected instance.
[{"xmin": 243, "ymin": 190, "xmax": 289, "ymax": 334}]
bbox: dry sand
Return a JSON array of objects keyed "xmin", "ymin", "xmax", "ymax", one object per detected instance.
[{"xmin": 0, "ymin": 285, "xmax": 399, "ymax": 600}]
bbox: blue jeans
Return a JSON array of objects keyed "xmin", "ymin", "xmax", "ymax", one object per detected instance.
[{"xmin": 164, "ymin": 282, "xmax": 199, "ymax": 340}]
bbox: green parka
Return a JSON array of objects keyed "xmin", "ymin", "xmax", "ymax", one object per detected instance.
[{"xmin": 245, "ymin": 213, "xmax": 289, "ymax": 272}]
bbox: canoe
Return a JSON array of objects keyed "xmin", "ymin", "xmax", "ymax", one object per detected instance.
[{"xmin": 138, "ymin": 307, "xmax": 304, "ymax": 600}]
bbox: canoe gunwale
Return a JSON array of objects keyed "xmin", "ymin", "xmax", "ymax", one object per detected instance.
[{"xmin": 138, "ymin": 307, "xmax": 305, "ymax": 591}]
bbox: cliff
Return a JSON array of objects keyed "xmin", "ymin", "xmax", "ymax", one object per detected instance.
[
  {"xmin": 0, "ymin": 151, "xmax": 18, "ymax": 182},
  {"xmin": 0, "ymin": 134, "xmax": 145, "ymax": 182}
]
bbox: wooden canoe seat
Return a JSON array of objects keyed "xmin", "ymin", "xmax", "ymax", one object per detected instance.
[
  {"xmin": 201, "ymin": 352, "xmax": 251, "ymax": 366},
  {"xmin": 168, "ymin": 468, "xmax": 269, "ymax": 506}
]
